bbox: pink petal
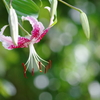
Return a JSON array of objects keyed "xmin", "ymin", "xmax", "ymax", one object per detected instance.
[
  {"xmin": 0, "ymin": 33, "xmax": 30, "ymax": 50},
  {"xmin": 22, "ymin": 16, "xmax": 45, "ymax": 39},
  {"xmin": 8, "ymin": 37, "xmax": 30, "ymax": 50},
  {"xmin": 35, "ymin": 28, "xmax": 50, "ymax": 43},
  {"xmin": 0, "ymin": 34, "xmax": 13, "ymax": 50},
  {"xmin": 0, "ymin": 25, "xmax": 30, "ymax": 50}
]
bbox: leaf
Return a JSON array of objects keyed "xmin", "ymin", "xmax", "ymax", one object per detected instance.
[
  {"xmin": 80, "ymin": 12, "xmax": 90, "ymax": 39},
  {"xmin": 3, "ymin": 0, "xmax": 39, "ymax": 19}
]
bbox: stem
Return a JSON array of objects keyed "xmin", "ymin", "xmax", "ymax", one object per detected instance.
[
  {"xmin": 18, "ymin": 23, "xmax": 30, "ymax": 36},
  {"xmin": 2, "ymin": 0, "xmax": 10, "ymax": 12},
  {"xmin": 10, "ymin": 0, "xmax": 12, "ymax": 7},
  {"xmin": 58, "ymin": 0, "xmax": 82, "ymax": 13}
]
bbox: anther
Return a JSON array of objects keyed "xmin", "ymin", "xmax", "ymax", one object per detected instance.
[
  {"xmin": 22, "ymin": 63, "xmax": 27, "ymax": 78},
  {"xmin": 31, "ymin": 68, "xmax": 34, "ymax": 76},
  {"xmin": 48, "ymin": 60, "xmax": 52, "ymax": 69},
  {"xmin": 38, "ymin": 62, "xmax": 42, "ymax": 70},
  {"xmin": 44, "ymin": 65, "xmax": 49, "ymax": 73},
  {"xmin": 24, "ymin": 72, "xmax": 27, "ymax": 78},
  {"xmin": 40, "ymin": 70, "xmax": 43, "ymax": 72}
]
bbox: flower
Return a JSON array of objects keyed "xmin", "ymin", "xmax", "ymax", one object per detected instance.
[{"xmin": 0, "ymin": 16, "xmax": 51, "ymax": 77}]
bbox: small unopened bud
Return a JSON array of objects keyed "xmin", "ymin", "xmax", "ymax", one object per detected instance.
[
  {"xmin": 80, "ymin": 12, "xmax": 90, "ymax": 39},
  {"xmin": 8, "ymin": 6, "xmax": 18, "ymax": 45}
]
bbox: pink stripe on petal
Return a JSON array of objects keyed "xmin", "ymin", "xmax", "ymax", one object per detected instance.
[
  {"xmin": 38, "ymin": 22, "xmax": 45, "ymax": 34},
  {"xmin": 23, "ymin": 16, "xmax": 40, "ymax": 39},
  {"xmin": 22, "ymin": 16, "xmax": 45, "ymax": 40},
  {"xmin": 35, "ymin": 28, "xmax": 50, "ymax": 43},
  {"xmin": 30, "ymin": 27, "xmax": 40, "ymax": 39},
  {"xmin": 8, "ymin": 37, "xmax": 30, "ymax": 49}
]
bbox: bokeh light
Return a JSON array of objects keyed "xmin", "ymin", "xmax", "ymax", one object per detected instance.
[
  {"xmin": 39, "ymin": 92, "xmax": 52, "ymax": 100},
  {"xmin": 34, "ymin": 75, "xmax": 49, "ymax": 89}
]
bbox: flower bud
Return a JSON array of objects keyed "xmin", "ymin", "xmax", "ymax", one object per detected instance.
[
  {"xmin": 8, "ymin": 6, "xmax": 18, "ymax": 45},
  {"xmin": 80, "ymin": 12, "xmax": 90, "ymax": 39}
]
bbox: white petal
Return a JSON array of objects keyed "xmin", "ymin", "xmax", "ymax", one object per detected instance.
[
  {"xmin": 0, "ymin": 26, "xmax": 13, "ymax": 50},
  {"xmin": 0, "ymin": 25, "xmax": 8, "ymax": 35}
]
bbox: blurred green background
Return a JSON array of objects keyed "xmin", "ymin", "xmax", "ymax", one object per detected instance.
[{"xmin": 0, "ymin": 0, "xmax": 100, "ymax": 100}]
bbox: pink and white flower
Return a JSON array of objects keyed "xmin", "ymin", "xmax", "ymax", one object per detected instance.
[{"xmin": 0, "ymin": 16, "xmax": 51, "ymax": 77}]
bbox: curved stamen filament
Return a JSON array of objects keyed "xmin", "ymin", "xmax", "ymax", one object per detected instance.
[{"xmin": 22, "ymin": 44, "xmax": 52, "ymax": 77}]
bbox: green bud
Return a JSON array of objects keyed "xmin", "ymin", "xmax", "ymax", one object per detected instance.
[
  {"xmin": 8, "ymin": 6, "xmax": 18, "ymax": 45},
  {"xmin": 49, "ymin": 0, "xmax": 58, "ymax": 27},
  {"xmin": 80, "ymin": 12, "xmax": 90, "ymax": 39}
]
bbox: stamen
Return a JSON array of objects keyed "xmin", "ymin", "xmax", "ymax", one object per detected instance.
[
  {"xmin": 31, "ymin": 68, "xmax": 34, "ymax": 76},
  {"xmin": 24, "ymin": 72, "xmax": 27, "ymax": 78},
  {"xmin": 44, "ymin": 60, "xmax": 52, "ymax": 73},
  {"xmin": 22, "ymin": 63, "xmax": 27, "ymax": 78},
  {"xmin": 44, "ymin": 65, "xmax": 49, "ymax": 73},
  {"xmin": 38, "ymin": 62, "xmax": 43, "ymax": 72},
  {"xmin": 40, "ymin": 70, "xmax": 42, "ymax": 72},
  {"xmin": 38, "ymin": 62, "xmax": 42, "ymax": 70},
  {"xmin": 48, "ymin": 60, "xmax": 52, "ymax": 69}
]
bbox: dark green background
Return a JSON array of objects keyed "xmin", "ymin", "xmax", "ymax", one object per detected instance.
[{"xmin": 0, "ymin": 0, "xmax": 100, "ymax": 100}]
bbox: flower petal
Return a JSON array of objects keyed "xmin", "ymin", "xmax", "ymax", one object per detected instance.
[
  {"xmin": 0, "ymin": 26, "xmax": 13, "ymax": 50},
  {"xmin": 22, "ymin": 16, "xmax": 45, "ymax": 39},
  {"xmin": 0, "ymin": 30, "xmax": 30, "ymax": 50},
  {"xmin": 0, "ymin": 36, "xmax": 13, "ymax": 50},
  {"xmin": 8, "ymin": 37, "xmax": 30, "ymax": 50},
  {"xmin": 35, "ymin": 28, "xmax": 50, "ymax": 43},
  {"xmin": 0, "ymin": 25, "xmax": 8, "ymax": 35}
]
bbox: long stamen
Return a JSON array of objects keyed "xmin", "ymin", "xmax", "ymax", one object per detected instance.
[
  {"xmin": 31, "ymin": 68, "xmax": 34, "ymax": 76},
  {"xmin": 44, "ymin": 65, "xmax": 49, "ymax": 73},
  {"xmin": 24, "ymin": 44, "xmax": 52, "ymax": 76},
  {"xmin": 48, "ymin": 60, "xmax": 52, "ymax": 69},
  {"xmin": 22, "ymin": 63, "xmax": 27, "ymax": 78},
  {"xmin": 44, "ymin": 60, "xmax": 52, "ymax": 73},
  {"xmin": 38, "ymin": 62, "xmax": 42, "ymax": 72}
]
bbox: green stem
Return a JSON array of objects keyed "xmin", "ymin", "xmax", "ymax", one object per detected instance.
[
  {"xmin": 2, "ymin": 0, "xmax": 10, "ymax": 12},
  {"xmin": 18, "ymin": 23, "xmax": 30, "ymax": 36},
  {"xmin": 58, "ymin": 0, "xmax": 82, "ymax": 13},
  {"xmin": 10, "ymin": 0, "xmax": 12, "ymax": 7}
]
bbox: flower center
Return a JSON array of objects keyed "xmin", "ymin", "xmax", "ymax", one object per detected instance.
[{"xmin": 22, "ymin": 60, "xmax": 52, "ymax": 78}]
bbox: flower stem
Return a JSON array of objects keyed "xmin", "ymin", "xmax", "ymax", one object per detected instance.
[
  {"xmin": 58, "ymin": 0, "xmax": 82, "ymax": 13},
  {"xmin": 10, "ymin": 0, "xmax": 12, "ymax": 7},
  {"xmin": 18, "ymin": 23, "xmax": 30, "ymax": 36},
  {"xmin": 2, "ymin": 0, "xmax": 10, "ymax": 12}
]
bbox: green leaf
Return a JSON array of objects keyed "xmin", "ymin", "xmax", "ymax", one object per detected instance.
[
  {"xmin": 80, "ymin": 12, "xmax": 90, "ymax": 39},
  {"xmin": 3, "ymin": 0, "xmax": 39, "ymax": 19}
]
